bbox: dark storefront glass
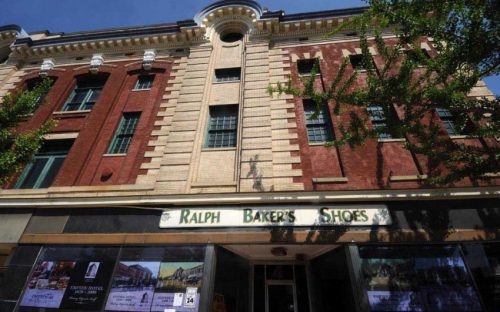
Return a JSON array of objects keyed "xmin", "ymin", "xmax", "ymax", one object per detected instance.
[
  {"xmin": 105, "ymin": 246, "xmax": 206, "ymax": 312},
  {"xmin": 14, "ymin": 246, "xmax": 207, "ymax": 312},
  {"xmin": 17, "ymin": 246, "xmax": 119, "ymax": 312},
  {"xmin": 357, "ymin": 245, "xmax": 483, "ymax": 312},
  {"xmin": 310, "ymin": 247, "xmax": 355, "ymax": 312},
  {"xmin": 462, "ymin": 243, "xmax": 500, "ymax": 312},
  {"xmin": 213, "ymin": 247, "xmax": 249, "ymax": 312}
]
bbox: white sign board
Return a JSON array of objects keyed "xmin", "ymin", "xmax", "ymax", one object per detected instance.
[{"xmin": 160, "ymin": 205, "xmax": 391, "ymax": 228}]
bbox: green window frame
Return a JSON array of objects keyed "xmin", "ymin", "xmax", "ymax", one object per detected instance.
[
  {"xmin": 205, "ymin": 105, "xmax": 238, "ymax": 148},
  {"xmin": 62, "ymin": 80, "xmax": 105, "ymax": 111},
  {"xmin": 107, "ymin": 112, "xmax": 141, "ymax": 154},
  {"xmin": 134, "ymin": 75, "xmax": 155, "ymax": 90},
  {"xmin": 303, "ymin": 99, "xmax": 333, "ymax": 143},
  {"xmin": 15, "ymin": 140, "xmax": 73, "ymax": 189}
]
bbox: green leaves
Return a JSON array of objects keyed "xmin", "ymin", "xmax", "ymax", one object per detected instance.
[
  {"xmin": 268, "ymin": 0, "xmax": 499, "ymax": 185},
  {"xmin": 0, "ymin": 79, "xmax": 54, "ymax": 185}
]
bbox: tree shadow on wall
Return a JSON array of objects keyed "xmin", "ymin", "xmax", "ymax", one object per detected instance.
[{"xmin": 246, "ymin": 155, "xmax": 267, "ymax": 192}]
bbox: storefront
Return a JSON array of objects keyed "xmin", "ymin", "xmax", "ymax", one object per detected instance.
[{"xmin": 1, "ymin": 199, "xmax": 499, "ymax": 312}]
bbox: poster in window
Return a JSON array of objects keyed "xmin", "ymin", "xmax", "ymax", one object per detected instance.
[
  {"xmin": 151, "ymin": 262, "xmax": 204, "ymax": 312},
  {"xmin": 20, "ymin": 261, "xmax": 76, "ymax": 308},
  {"xmin": 105, "ymin": 261, "xmax": 160, "ymax": 311},
  {"xmin": 59, "ymin": 261, "xmax": 115, "ymax": 310},
  {"xmin": 362, "ymin": 256, "xmax": 482, "ymax": 311}
]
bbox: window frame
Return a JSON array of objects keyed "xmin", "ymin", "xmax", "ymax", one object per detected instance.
[
  {"xmin": 15, "ymin": 140, "xmax": 73, "ymax": 189},
  {"xmin": 214, "ymin": 68, "xmax": 241, "ymax": 83},
  {"xmin": 205, "ymin": 105, "xmax": 239, "ymax": 148},
  {"xmin": 61, "ymin": 81, "xmax": 105, "ymax": 112},
  {"xmin": 297, "ymin": 59, "xmax": 319, "ymax": 76},
  {"xmin": 107, "ymin": 112, "xmax": 141, "ymax": 154},
  {"xmin": 436, "ymin": 107, "xmax": 472, "ymax": 136},
  {"xmin": 366, "ymin": 104, "xmax": 401, "ymax": 139},
  {"xmin": 349, "ymin": 54, "xmax": 373, "ymax": 71},
  {"xmin": 133, "ymin": 74, "xmax": 155, "ymax": 90},
  {"xmin": 303, "ymin": 99, "xmax": 334, "ymax": 144}
]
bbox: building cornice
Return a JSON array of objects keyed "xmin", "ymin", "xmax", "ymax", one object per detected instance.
[{"xmin": 0, "ymin": 187, "xmax": 498, "ymax": 208}]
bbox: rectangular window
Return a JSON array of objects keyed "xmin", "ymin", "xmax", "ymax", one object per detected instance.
[
  {"xmin": 367, "ymin": 104, "xmax": 401, "ymax": 139},
  {"xmin": 297, "ymin": 59, "xmax": 318, "ymax": 75},
  {"xmin": 206, "ymin": 105, "xmax": 238, "ymax": 148},
  {"xmin": 134, "ymin": 75, "xmax": 155, "ymax": 90},
  {"xmin": 214, "ymin": 68, "xmax": 241, "ymax": 82},
  {"xmin": 404, "ymin": 49, "xmax": 430, "ymax": 65},
  {"xmin": 107, "ymin": 112, "xmax": 141, "ymax": 154},
  {"xmin": 435, "ymin": 107, "xmax": 472, "ymax": 136},
  {"xmin": 62, "ymin": 80, "xmax": 105, "ymax": 111},
  {"xmin": 357, "ymin": 245, "xmax": 483, "ymax": 312},
  {"xmin": 15, "ymin": 140, "xmax": 73, "ymax": 189},
  {"xmin": 349, "ymin": 54, "xmax": 372, "ymax": 71},
  {"xmin": 303, "ymin": 99, "xmax": 333, "ymax": 143}
]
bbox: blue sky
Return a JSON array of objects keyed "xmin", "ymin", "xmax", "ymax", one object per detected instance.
[{"xmin": 0, "ymin": 0, "xmax": 497, "ymax": 94}]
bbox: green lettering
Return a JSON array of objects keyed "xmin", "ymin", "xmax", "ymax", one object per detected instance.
[
  {"xmin": 212, "ymin": 211, "xmax": 220, "ymax": 223},
  {"xmin": 342, "ymin": 211, "xmax": 353, "ymax": 222},
  {"xmin": 189, "ymin": 212, "xmax": 199, "ymax": 224},
  {"xmin": 288, "ymin": 211, "xmax": 296, "ymax": 222},
  {"xmin": 360, "ymin": 210, "xmax": 369, "ymax": 222},
  {"xmin": 277, "ymin": 211, "xmax": 284, "ymax": 222},
  {"xmin": 270, "ymin": 211, "xmax": 277, "ymax": 223},
  {"xmin": 319, "ymin": 207, "xmax": 330, "ymax": 222},
  {"xmin": 244, "ymin": 209, "xmax": 253, "ymax": 223},
  {"xmin": 330, "ymin": 210, "xmax": 342, "ymax": 223},
  {"xmin": 180, "ymin": 209, "xmax": 190, "ymax": 224}
]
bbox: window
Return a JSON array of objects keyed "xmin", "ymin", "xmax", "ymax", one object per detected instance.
[
  {"xmin": 134, "ymin": 75, "xmax": 155, "ymax": 90},
  {"xmin": 367, "ymin": 104, "xmax": 400, "ymax": 139},
  {"xmin": 303, "ymin": 100, "xmax": 333, "ymax": 143},
  {"xmin": 206, "ymin": 105, "xmax": 238, "ymax": 148},
  {"xmin": 26, "ymin": 78, "xmax": 55, "ymax": 107},
  {"xmin": 15, "ymin": 140, "xmax": 73, "ymax": 189},
  {"xmin": 436, "ymin": 108, "xmax": 471, "ymax": 136},
  {"xmin": 297, "ymin": 59, "xmax": 318, "ymax": 75},
  {"xmin": 221, "ymin": 32, "xmax": 243, "ymax": 43},
  {"xmin": 404, "ymin": 49, "xmax": 430, "ymax": 64},
  {"xmin": 107, "ymin": 112, "xmax": 141, "ymax": 154},
  {"xmin": 62, "ymin": 80, "xmax": 105, "ymax": 111},
  {"xmin": 349, "ymin": 54, "xmax": 372, "ymax": 71},
  {"xmin": 214, "ymin": 68, "xmax": 241, "ymax": 82}
]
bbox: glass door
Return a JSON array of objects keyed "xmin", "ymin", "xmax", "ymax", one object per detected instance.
[{"xmin": 266, "ymin": 281, "xmax": 297, "ymax": 312}]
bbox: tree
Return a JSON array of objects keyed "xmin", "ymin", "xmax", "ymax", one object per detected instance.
[
  {"xmin": 0, "ymin": 79, "xmax": 54, "ymax": 185},
  {"xmin": 269, "ymin": 0, "xmax": 499, "ymax": 185}
]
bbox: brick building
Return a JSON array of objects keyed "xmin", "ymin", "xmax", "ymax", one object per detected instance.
[{"xmin": 0, "ymin": 0, "xmax": 498, "ymax": 311}]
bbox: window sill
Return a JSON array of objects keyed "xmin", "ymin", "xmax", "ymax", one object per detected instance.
[
  {"xmin": 212, "ymin": 80, "xmax": 240, "ymax": 84},
  {"xmin": 377, "ymin": 138, "xmax": 405, "ymax": 143},
  {"xmin": 53, "ymin": 109, "xmax": 91, "ymax": 116},
  {"xmin": 308, "ymin": 142, "xmax": 331, "ymax": 146},
  {"xmin": 132, "ymin": 88, "xmax": 151, "ymax": 92},
  {"xmin": 201, "ymin": 147, "xmax": 237, "ymax": 152},
  {"xmin": 389, "ymin": 175, "xmax": 428, "ymax": 182},
  {"xmin": 312, "ymin": 177, "xmax": 348, "ymax": 184},
  {"xmin": 449, "ymin": 135, "xmax": 475, "ymax": 139},
  {"xmin": 103, "ymin": 153, "xmax": 127, "ymax": 157},
  {"xmin": 191, "ymin": 181, "xmax": 238, "ymax": 187},
  {"xmin": 298, "ymin": 73, "xmax": 320, "ymax": 77}
]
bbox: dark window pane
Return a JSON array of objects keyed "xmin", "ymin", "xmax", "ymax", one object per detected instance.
[
  {"xmin": 108, "ymin": 112, "xmax": 141, "ymax": 154},
  {"xmin": 297, "ymin": 59, "xmax": 317, "ymax": 75},
  {"xmin": 38, "ymin": 156, "xmax": 65, "ymax": 188},
  {"xmin": 215, "ymin": 68, "xmax": 241, "ymax": 82},
  {"xmin": 303, "ymin": 100, "xmax": 333, "ymax": 143},
  {"xmin": 135, "ymin": 75, "xmax": 155, "ymax": 90},
  {"xmin": 206, "ymin": 105, "xmax": 238, "ymax": 148},
  {"xmin": 17, "ymin": 158, "xmax": 48, "ymax": 189}
]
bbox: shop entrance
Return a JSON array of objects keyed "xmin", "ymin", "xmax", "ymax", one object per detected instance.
[{"xmin": 267, "ymin": 281, "xmax": 296, "ymax": 312}]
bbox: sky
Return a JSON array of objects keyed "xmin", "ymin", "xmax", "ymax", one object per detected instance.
[{"xmin": 0, "ymin": 0, "xmax": 498, "ymax": 95}]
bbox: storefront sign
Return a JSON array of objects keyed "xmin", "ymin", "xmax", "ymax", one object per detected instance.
[{"xmin": 160, "ymin": 205, "xmax": 391, "ymax": 228}]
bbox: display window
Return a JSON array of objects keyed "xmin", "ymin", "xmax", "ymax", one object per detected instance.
[
  {"xmin": 357, "ymin": 245, "xmax": 483, "ymax": 312},
  {"xmin": 16, "ymin": 246, "xmax": 206, "ymax": 312},
  {"xmin": 18, "ymin": 246, "xmax": 119, "ymax": 312},
  {"xmin": 105, "ymin": 246, "xmax": 205, "ymax": 312}
]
